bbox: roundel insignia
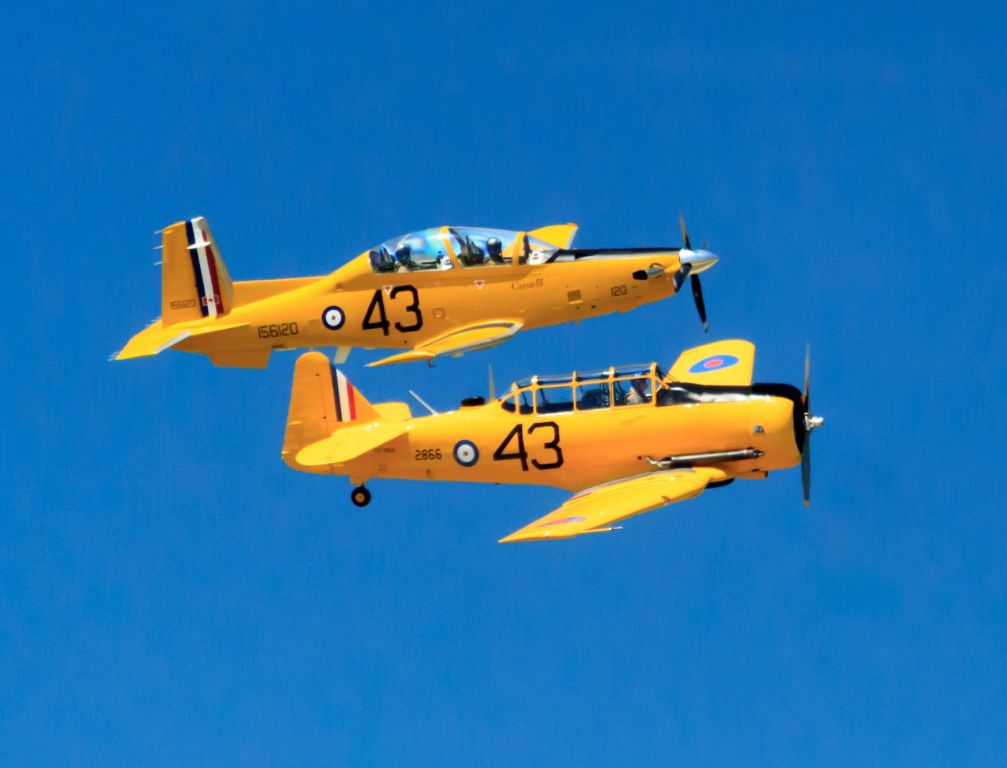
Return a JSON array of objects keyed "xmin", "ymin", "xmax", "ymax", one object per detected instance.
[
  {"xmin": 322, "ymin": 305, "xmax": 345, "ymax": 330},
  {"xmin": 453, "ymin": 440, "xmax": 479, "ymax": 467},
  {"xmin": 688, "ymin": 353, "xmax": 740, "ymax": 374}
]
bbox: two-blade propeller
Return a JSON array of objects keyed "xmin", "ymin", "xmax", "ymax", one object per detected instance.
[
  {"xmin": 800, "ymin": 344, "xmax": 825, "ymax": 507},
  {"xmin": 673, "ymin": 213, "xmax": 719, "ymax": 332}
]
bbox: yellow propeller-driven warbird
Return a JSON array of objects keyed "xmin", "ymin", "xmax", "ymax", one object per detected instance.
[
  {"xmin": 281, "ymin": 340, "xmax": 825, "ymax": 542},
  {"xmin": 115, "ymin": 215, "xmax": 718, "ymax": 369}
]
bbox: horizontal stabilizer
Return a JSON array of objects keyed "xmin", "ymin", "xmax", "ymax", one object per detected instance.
[
  {"xmin": 295, "ymin": 421, "xmax": 409, "ymax": 467},
  {"xmin": 283, "ymin": 352, "xmax": 391, "ymax": 468},
  {"xmin": 368, "ymin": 320, "xmax": 522, "ymax": 368},
  {"xmin": 115, "ymin": 320, "xmax": 248, "ymax": 361},
  {"xmin": 666, "ymin": 339, "xmax": 755, "ymax": 387}
]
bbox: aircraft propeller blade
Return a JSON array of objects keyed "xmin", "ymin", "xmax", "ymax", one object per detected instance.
[
  {"xmin": 800, "ymin": 344, "xmax": 824, "ymax": 508},
  {"xmin": 691, "ymin": 274, "xmax": 709, "ymax": 333},
  {"xmin": 672, "ymin": 262, "xmax": 690, "ymax": 292},
  {"xmin": 677, "ymin": 212, "xmax": 710, "ymax": 332},
  {"xmin": 801, "ymin": 437, "xmax": 812, "ymax": 508},
  {"xmin": 803, "ymin": 342, "xmax": 810, "ymax": 407}
]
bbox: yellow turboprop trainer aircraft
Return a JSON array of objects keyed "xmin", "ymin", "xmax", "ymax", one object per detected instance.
[
  {"xmin": 281, "ymin": 340, "xmax": 824, "ymax": 542},
  {"xmin": 115, "ymin": 215, "xmax": 718, "ymax": 369}
]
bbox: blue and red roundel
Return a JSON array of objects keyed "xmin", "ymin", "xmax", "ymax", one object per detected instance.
[
  {"xmin": 453, "ymin": 440, "xmax": 479, "ymax": 467},
  {"xmin": 322, "ymin": 305, "xmax": 345, "ymax": 331},
  {"xmin": 687, "ymin": 354, "xmax": 740, "ymax": 374}
]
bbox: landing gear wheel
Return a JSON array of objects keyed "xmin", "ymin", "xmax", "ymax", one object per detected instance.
[{"xmin": 350, "ymin": 486, "xmax": 371, "ymax": 508}]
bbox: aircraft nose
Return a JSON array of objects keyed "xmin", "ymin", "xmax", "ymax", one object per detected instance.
[{"xmin": 679, "ymin": 248, "xmax": 719, "ymax": 275}]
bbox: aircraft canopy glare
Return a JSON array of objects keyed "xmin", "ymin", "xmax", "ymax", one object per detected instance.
[{"xmin": 368, "ymin": 226, "xmax": 559, "ymax": 273}]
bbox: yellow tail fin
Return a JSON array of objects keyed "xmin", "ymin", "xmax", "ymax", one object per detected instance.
[
  {"xmin": 282, "ymin": 352, "xmax": 381, "ymax": 459},
  {"xmin": 161, "ymin": 217, "xmax": 234, "ymax": 326}
]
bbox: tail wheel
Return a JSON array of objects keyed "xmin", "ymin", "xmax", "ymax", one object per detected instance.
[{"xmin": 350, "ymin": 486, "xmax": 371, "ymax": 508}]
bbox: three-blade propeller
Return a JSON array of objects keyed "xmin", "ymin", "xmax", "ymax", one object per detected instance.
[{"xmin": 800, "ymin": 344, "xmax": 825, "ymax": 507}]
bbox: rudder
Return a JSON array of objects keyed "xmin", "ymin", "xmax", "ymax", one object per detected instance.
[{"xmin": 161, "ymin": 217, "xmax": 234, "ymax": 325}]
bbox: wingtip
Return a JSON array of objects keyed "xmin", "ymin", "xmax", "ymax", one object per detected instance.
[{"xmin": 498, "ymin": 532, "xmax": 536, "ymax": 544}]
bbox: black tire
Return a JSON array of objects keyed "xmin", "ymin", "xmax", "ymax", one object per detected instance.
[{"xmin": 350, "ymin": 486, "xmax": 371, "ymax": 508}]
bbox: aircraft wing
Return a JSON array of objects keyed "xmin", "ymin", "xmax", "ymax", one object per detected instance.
[
  {"xmin": 367, "ymin": 320, "xmax": 522, "ymax": 368},
  {"xmin": 498, "ymin": 467, "xmax": 728, "ymax": 543},
  {"xmin": 295, "ymin": 420, "xmax": 409, "ymax": 466},
  {"xmin": 666, "ymin": 339, "xmax": 756, "ymax": 386}
]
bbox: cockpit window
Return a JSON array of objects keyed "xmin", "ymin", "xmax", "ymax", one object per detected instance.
[
  {"xmin": 614, "ymin": 377, "xmax": 653, "ymax": 406},
  {"xmin": 613, "ymin": 364, "xmax": 653, "ymax": 378},
  {"xmin": 519, "ymin": 390, "xmax": 534, "ymax": 413},
  {"xmin": 368, "ymin": 228, "xmax": 455, "ymax": 273},
  {"xmin": 500, "ymin": 392, "xmax": 533, "ymax": 414},
  {"xmin": 505, "ymin": 363, "xmax": 657, "ymax": 414},
  {"xmin": 576, "ymin": 381, "xmax": 610, "ymax": 410},
  {"xmin": 449, "ymin": 227, "xmax": 558, "ymax": 268},
  {"xmin": 536, "ymin": 373, "xmax": 574, "ymax": 386},
  {"xmin": 535, "ymin": 385, "xmax": 574, "ymax": 414},
  {"xmin": 368, "ymin": 227, "xmax": 558, "ymax": 273}
]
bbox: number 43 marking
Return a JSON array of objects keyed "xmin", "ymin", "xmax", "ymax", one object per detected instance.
[
  {"xmin": 493, "ymin": 422, "xmax": 564, "ymax": 471},
  {"xmin": 362, "ymin": 286, "xmax": 423, "ymax": 335}
]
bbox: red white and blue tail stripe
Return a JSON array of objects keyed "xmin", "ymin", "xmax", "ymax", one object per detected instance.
[
  {"xmin": 332, "ymin": 369, "xmax": 358, "ymax": 422},
  {"xmin": 185, "ymin": 217, "xmax": 227, "ymax": 317}
]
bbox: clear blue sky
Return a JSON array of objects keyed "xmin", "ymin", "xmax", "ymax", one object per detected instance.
[{"xmin": 2, "ymin": 1, "xmax": 1005, "ymax": 765}]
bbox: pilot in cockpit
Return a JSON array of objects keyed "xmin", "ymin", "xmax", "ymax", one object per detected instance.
[
  {"xmin": 394, "ymin": 243, "xmax": 415, "ymax": 271},
  {"xmin": 625, "ymin": 378, "xmax": 651, "ymax": 405},
  {"xmin": 369, "ymin": 246, "xmax": 396, "ymax": 273},
  {"xmin": 486, "ymin": 237, "xmax": 505, "ymax": 264},
  {"xmin": 456, "ymin": 233, "xmax": 486, "ymax": 266}
]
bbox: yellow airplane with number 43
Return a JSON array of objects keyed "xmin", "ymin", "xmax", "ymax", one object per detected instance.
[
  {"xmin": 281, "ymin": 339, "xmax": 825, "ymax": 542},
  {"xmin": 115, "ymin": 214, "xmax": 718, "ymax": 369}
]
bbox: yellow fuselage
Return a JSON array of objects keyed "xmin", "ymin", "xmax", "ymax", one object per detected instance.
[
  {"xmin": 287, "ymin": 390, "xmax": 802, "ymax": 493},
  {"xmin": 176, "ymin": 252, "xmax": 681, "ymax": 361}
]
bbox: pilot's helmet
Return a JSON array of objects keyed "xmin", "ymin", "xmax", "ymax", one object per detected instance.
[
  {"xmin": 486, "ymin": 237, "xmax": 503, "ymax": 258},
  {"xmin": 394, "ymin": 243, "xmax": 412, "ymax": 263}
]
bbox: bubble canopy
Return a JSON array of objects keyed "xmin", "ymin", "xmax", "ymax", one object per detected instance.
[{"xmin": 367, "ymin": 226, "xmax": 559, "ymax": 273}]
